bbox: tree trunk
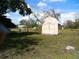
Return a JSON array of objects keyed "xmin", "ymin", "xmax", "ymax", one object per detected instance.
[{"xmin": 26, "ymin": 26, "xmax": 29, "ymax": 32}]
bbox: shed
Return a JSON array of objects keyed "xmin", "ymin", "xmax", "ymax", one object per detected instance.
[{"xmin": 42, "ymin": 16, "xmax": 58, "ymax": 35}]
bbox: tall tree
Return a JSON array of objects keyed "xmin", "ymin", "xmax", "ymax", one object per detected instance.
[
  {"xmin": 0, "ymin": 0, "xmax": 32, "ymax": 28},
  {"xmin": 64, "ymin": 20, "xmax": 75, "ymax": 29},
  {"xmin": 0, "ymin": 0, "xmax": 32, "ymax": 15},
  {"xmin": 20, "ymin": 19, "xmax": 31, "ymax": 32}
]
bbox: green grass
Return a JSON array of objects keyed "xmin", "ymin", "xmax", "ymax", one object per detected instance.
[{"xmin": 0, "ymin": 29, "xmax": 79, "ymax": 59}]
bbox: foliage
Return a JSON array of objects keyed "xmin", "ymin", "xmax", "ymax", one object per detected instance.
[
  {"xmin": 64, "ymin": 19, "xmax": 79, "ymax": 29},
  {"xmin": 20, "ymin": 19, "xmax": 27, "ymax": 25},
  {"xmin": 74, "ymin": 19, "xmax": 79, "ymax": 28},
  {"xmin": 64, "ymin": 20, "xmax": 75, "ymax": 29},
  {"xmin": 0, "ymin": 0, "xmax": 32, "ymax": 28},
  {"xmin": 32, "ymin": 9, "xmax": 60, "ymax": 25},
  {"xmin": 46, "ymin": 9, "xmax": 60, "ymax": 20},
  {"xmin": 0, "ymin": 0, "xmax": 32, "ymax": 15},
  {"xmin": 20, "ymin": 19, "xmax": 38, "ymax": 28}
]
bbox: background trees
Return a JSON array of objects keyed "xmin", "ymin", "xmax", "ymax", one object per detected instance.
[
  {"xmin": 63, "ymin": 19, "xmax": 79, "ymax": 29},
  {"xmin": 20, "ymin": 19, "xmax": 38, "ymax": 28},
  {"xmin": 74, "ymin": 19, "xmax": 79, "ymax": 28}
]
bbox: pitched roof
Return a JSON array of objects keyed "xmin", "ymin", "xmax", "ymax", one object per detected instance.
[
  {"xmin": 0, "ymin": 15, "xmax": 16, "ymax": 28},
  {"xmin": 44, "ymin": 16, "xmax": 59, "ymax": 24}
]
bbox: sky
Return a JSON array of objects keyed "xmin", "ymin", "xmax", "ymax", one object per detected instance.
[
  {"xmin": 26, "ymin": 0, "xmax": 79, "ymax": 12},
  {"xmin": 5, "ymin": 0, "xmax": 79, "ymax": 25}
]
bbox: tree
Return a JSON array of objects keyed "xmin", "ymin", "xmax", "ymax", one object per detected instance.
[
  {"xmin": 74, "ymin": 19, "xmax": 79, "ymax": 28},
  {"xmin": 20, "ymin": 19, "xmax": 28, "ymax": 32},
  {"xmin": 20, "ymin": 19, "xmax": 27, "ymax": 25},
  {"xmin": 0, "ymin": 0, "xmax": 32, "ymax": 15},
  {"xmin": 27, "ymin": 19, "xmax": 38, "ymax": 28},
  {"xmin": 45, "ymin": 9, "xmax": 60, "ymax": 20},
  {"xmin": 0, "ymin": 0, "xmax": 32, "ymax": 28},
  {"xmin": 63, "ymin": 18, "xmax": 79, "ymax": 29},
  {"xmin": 20, "ymin": 19, "xmax": 38, "ymax": 32},
  {"xmin": 64, "ymin": 20, "xmax": 75, "ymax": 29},
  {"xmin": 20, "ymin": 19, "xmax": 32, "ymax": 32}
]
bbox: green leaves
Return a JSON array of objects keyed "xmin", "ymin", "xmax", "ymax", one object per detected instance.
[{"xmin": 0, "ymin": 0, "xmax": 32, "ymax": 15}]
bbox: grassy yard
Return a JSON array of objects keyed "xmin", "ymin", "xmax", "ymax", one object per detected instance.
[{"xmin": 0, "ymin": 29, "xmax": 79, "ymax": 59}]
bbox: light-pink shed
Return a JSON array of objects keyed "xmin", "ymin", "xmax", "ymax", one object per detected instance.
[{"xmin": 42, "ymin": 16, "xmax": 58, "ymax": 35}]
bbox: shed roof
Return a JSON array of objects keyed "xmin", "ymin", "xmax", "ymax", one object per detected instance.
[{"xmin": 44, "ymin": 16, "xmax": 59, "ymax": 24}]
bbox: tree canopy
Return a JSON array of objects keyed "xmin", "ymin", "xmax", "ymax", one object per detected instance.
[
  {"xmin": 0, "ymin": 0, "xmax": 32, "ymax": 28},
  {"xmin": 0, "ymin": 0, "xmax": 32, "ymax": 15},
  {"xmin": 63, "ymin": 19, "xmax": 79, "ymax": 29},
  {"xmin": 20, "ymin": 19, "xmax": 38, "ymax": 28}
]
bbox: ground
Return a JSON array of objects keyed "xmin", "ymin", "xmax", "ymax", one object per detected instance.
[{"xmin": 0, "ymin": 29, "xmax": 79, "ymax": 59}]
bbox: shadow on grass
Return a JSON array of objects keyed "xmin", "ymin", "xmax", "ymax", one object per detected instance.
[
  {"xmin": 8, "ymin": 31, "xmax": 40, "ymax": 38},
  {"xmin": 0, "ymin": 32, "xmax": 41, "ymax": 54}
]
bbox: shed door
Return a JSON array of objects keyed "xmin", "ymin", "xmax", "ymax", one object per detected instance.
[
  {"xmin": 48, "ymin": 23, "xmax": 58, "ymax": 34},
  {"xmin": 48, "ymin": 23, "xmax": 53, "ymax": 34}
]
